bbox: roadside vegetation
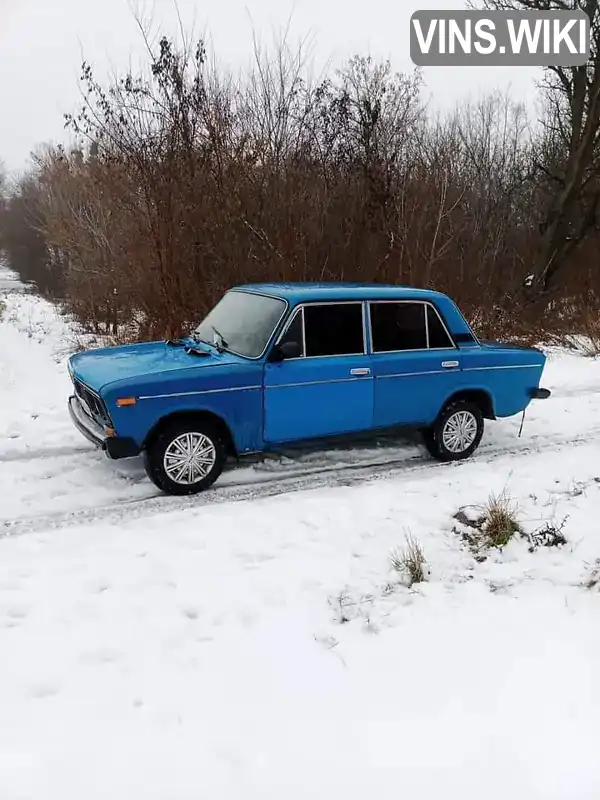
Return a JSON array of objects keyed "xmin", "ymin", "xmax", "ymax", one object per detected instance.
[
  {"xmin": 454, "ymin": 491, "xmax": 524, "ymax": 559},
  {"xmin": 390, "ymin": 534, "xmax": 429, "ymax": 587},
  {"xmin": 0, "ymin": 1, "xmax": 599, "ymax": 347}
]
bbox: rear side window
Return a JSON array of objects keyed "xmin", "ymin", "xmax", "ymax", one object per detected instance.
[
  {"xmin": 427, "ymin": 305, "xmax": 454, "ymax": 349},
  {"xmin": 370, "ymin": 302, "xmax": 427, "ymax": 352},
  {"xmin": 303, "ymin": 303, "xmax": 364, "ymax": 357}
]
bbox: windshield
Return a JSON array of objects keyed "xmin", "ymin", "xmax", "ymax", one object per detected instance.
[{"xmin": 194, "ymin": 290, "xmax": 287, "ymax": 358}]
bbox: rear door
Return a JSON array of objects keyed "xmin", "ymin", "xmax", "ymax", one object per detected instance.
[
  {"xmin": 369, "ymin": 300, "xmax": 461, "ymax": 428},
  {"xmin": 263, "ymin": 302, "xmax": 374, "ymax": 443}
]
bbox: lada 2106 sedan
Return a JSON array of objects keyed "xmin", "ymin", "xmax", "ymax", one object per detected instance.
[{"xmin": 67, "ymin": 283, "xmax": 551, "ymax": 495}]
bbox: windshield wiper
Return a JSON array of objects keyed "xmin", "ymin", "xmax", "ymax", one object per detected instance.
[
  {"xmin": 211, "ymin": 326, "xmax": 228, "ymax": 353},
  {"xmin": 166, "ymin": 338, "xmax": 210, "ymax": 357}
]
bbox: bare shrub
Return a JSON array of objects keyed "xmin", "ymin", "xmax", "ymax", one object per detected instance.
[
  {"xmin": 2, "ymin": 23, "xmax": 600, "ymax": 343},
  {"xmin": 528, "ymin": 518, "xmax": 568, "ymax": 551}
]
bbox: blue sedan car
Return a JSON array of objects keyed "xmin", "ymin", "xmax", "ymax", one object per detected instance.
[{"xmin": 67, "ymin": 283, "xmax": 550, "ymax": 494}]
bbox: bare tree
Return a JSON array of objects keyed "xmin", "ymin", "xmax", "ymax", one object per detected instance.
[
  {"xmin": 4, "ymin": 23, "xmax": 600, "ymax": 344},
  {"xmin": 477, "ymin": 0, "xmax": 600, "ymax": 301}
]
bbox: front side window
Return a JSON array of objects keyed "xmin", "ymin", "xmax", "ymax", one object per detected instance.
[
  {"xmin": 303, "ymin": 303, "xmax": 365, "ymax": 357},
  {"xmin": 194, "ymin": 290, "xmax": 286, "ymax": 358},
  {"xmin": 279, "ymin": 303, "xmax": 364, "ymax": 358}
]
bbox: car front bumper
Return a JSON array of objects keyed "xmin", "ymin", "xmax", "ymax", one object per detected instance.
[{"xmin": 68, "ymin": 395, "xmax": 141, "ymax": 460}]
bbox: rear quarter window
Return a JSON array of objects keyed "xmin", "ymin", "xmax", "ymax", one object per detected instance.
[{"xmin": 427, "ymin": 305, "xmax": 455, "ymax": 349}]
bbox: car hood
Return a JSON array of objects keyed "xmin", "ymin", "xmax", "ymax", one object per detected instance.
[{"xmin": 69, "ymin": 340, "xmax": 242, "ymax": 392}]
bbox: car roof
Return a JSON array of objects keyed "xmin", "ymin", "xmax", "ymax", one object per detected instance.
[{"xmin": 232, "ymin": 282, "xmax": 448, "ymax": 304}]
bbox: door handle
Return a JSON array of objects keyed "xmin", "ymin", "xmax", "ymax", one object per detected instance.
[
  {"xmin": 350, "ymin": 367, "xmax": 371, "ymax": 376},
  {"xmin": 441, "ymin": 360, "xmax": 459, "ymax": 368}
]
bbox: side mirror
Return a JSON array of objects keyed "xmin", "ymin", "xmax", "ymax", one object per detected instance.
[{"xmin": 270, "ymin": 340, "xmax": 302, "ymax": 362}]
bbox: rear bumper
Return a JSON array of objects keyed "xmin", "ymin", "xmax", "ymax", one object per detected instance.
[
  {"xmin": 68, "ymin": 396, "xmax": 141, "ymax": 459},
  {"xmin": 530, "ymin": 387, "xmax": 551, "ymax": 399}
]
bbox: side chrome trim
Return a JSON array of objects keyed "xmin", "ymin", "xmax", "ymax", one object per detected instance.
[
  {"xmin": 138, "ymin": 385, "xmax": 262, "ymax": 400},
  {"xmin": 376, "ymin": 369, "xmax": 451, "ymax": 379},
  {"xmin": 266, "ymin": 376, "xmax": 374, "ymax": 390},
  {"xmin": 462, "ymin": 364, "xmax": 541, "ymax": 372}
]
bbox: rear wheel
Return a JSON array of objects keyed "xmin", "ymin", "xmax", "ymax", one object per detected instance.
[
  {"xmin": 143, "ymin": 421, "xmax": 225, "ymax": 495},
  {"xmin": 423, "ymin": 400, "xmax": 484, "ymax": 462}
]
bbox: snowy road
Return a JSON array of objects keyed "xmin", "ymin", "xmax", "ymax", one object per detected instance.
[{"xmin": 1, "ymin": 283, "xmax": 600, "ymax": 799}]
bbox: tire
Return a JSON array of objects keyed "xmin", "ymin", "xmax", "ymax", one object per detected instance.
[
  {"xmin": 422, "ymin": 400, "xmax": 484, "ymax": 462},
  {"xmin": 143, "ymin": 420, "xmax": 226, "ymax": 495}
]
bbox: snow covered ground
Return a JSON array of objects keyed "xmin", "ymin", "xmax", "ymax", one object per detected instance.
[{"xmin": 1, "ymin": 279, "xmax": 600, "ymax": 799}]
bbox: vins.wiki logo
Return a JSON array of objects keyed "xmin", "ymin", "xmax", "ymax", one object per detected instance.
[{"xmin": 410, "ymin": 10, "xmax": 590, "ymax": 67}]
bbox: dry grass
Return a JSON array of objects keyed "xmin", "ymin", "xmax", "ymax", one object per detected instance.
[
  {"xmin": 454, "ymin": 489, "xmax": 523, "ymax": 556},
  {"xmin": 482, "ymin": 490, "xmax": 523, "ymax": 548},
  {"xmin": 583, "ymin": 560, "xmax": 600, "ymax": 590},
  {"xmin": 578, "ymin": 322, "xmax": 600, "ymax": 357},
  {"xmin": 551, "ymin": 309, "xmax": 600, "ymax": 357},
  {"xmin": 390, "ymin": 534, "xmax": 428, "ymax": 587}
]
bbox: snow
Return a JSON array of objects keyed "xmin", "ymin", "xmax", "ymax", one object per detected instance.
[{"xmin": 2, "ymin": 277, "xmax": 600, "ymax": 798}]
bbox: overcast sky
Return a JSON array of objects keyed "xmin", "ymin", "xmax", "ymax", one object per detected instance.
[{"xmin": 0, "ymin": 0, "xmax": 541, "ymax": 173}]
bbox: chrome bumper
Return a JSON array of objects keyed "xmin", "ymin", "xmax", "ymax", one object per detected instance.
[{"xmin": 68, "ymin": 395, "xmax": 140, "ymax": 459}]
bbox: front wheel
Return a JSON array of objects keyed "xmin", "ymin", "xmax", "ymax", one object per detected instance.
[
  {"xmin": 143, "ymin": 421, "xmax": 225, "ymax": 495},
  {"xmin": 423, "ymin": 401, "xmax": 484, "ymax": 462}
]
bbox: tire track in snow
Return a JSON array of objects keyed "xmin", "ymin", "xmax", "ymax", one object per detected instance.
[
  {"xmin": 2, "ymin": 426, "xmax": 599, "ymax": 538},
  {"xmin": 0, "ymin": 444, "xmax": 92, "ymax": 463},
  {"xmin": 546, "ymin": 383, "xmax": 600, "ymax": 400}
]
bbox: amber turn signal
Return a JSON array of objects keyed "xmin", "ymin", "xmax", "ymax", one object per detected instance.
[{"xmin": 116, "ymin": 397, "xmax": 137, "ymax": 407}]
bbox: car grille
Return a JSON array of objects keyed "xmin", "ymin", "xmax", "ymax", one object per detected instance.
[{"xmin": 74, "ymin": 379, "xmax": 110, "ymax": 425}]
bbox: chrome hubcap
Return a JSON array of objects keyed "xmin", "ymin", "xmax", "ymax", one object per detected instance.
[
  {"xmin": 442, "ymin": 410, "xmax": 478, "ymax": 453},
  {"xmin": 163, "ymin": 432, "xmax": 216, "ymax": 485}
]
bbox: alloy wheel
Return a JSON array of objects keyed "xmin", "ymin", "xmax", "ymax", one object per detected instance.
[
  {"xmin": 442, "ymin": 410, "xmax": 478, "ymax": 453},
  {"xmin": 163, "ymin": 432, "xmax": 217, "ymax": 485}
]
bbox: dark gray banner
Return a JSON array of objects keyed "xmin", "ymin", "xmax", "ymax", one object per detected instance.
[{"xmin": 410, "ymin": 9, "xmax": 590, "ymax": 67}]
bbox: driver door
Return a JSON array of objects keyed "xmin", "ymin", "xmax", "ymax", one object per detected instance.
[{"xmin": 263, "ymin": 302, "xmax": 374, "ymax": 443}]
